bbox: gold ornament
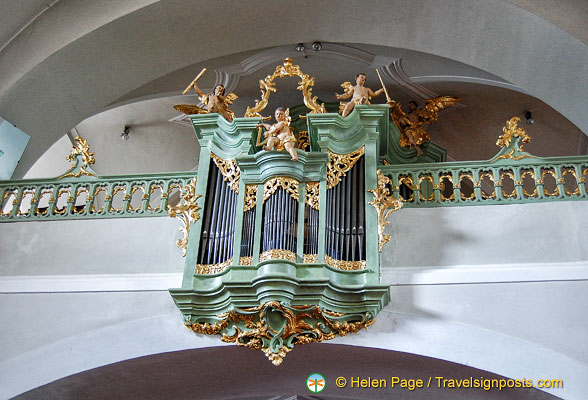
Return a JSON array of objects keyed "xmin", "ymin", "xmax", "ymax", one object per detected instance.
[
  {"xmin": 245, "ymin": 58, "xmax": 326, "ymax": 118},
  {"xmin": 324, "ymin": 254, "xmax": 366, "ymax": 270},
  {"xmin": 196, "ymin": 258, "xmax": 232, "ymax": 274},
  {"xmin": 167, "ymin": 177, "xmax": 201, "ymax": 257},
  {"xmin": 210, "ymin": 153, "xmax": 240, "ymax": 194},
  {"xmin": 305, "ymin": 182, "xmax": 320, "ymax": 211},
  {"xmin": 263, "ymin": 177, "xmax": 299, "ymax": 203},
  {"xmin": 368, "ymin": 170, "xmax": 404, "ymax": 252},
  {"xmin": 243, "ymin": 184, "xmax": 257, "ymax": 212},
  {"xmin": 326, "ymin": 147, "xmax": 365, "ymax": 189},
  {"xmin": 259, "ymin": 249, "xmax": 297, "ymax": 262},
  {"xmin": 184, "ymin": 301, "xmax": 374, "ymax": 366}
]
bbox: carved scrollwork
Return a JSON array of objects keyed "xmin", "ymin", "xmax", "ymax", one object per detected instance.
[
  {"xmin": 59, "ymin": 136, "xmax": 98, "ymax": 179},
  {"xmin": 211, "ymin": 153, "xmax": 240, "ymax": 194},
  {"xmin": 195, "ymin": 258, "xmax": 232, "ymax": 274},
  {"xmin": 327, "ymin": 147, "xmax": 364, "ymax": 189},
  {"xmin": 368, "ymin": 170, "xmax": 404, "ymax": 252},
  {"xmin": 263, "ymin": 177, "xmax": 299, "ymax": 203},
  {"xmin": 259, "ymin": 249, "xmax": 296, "ymax": 262},
  {"xmin": 305, "ymin": 182, "xmax": 320, "ymax": 211},
  {"xmin": 324, "ymin": 255, "xmax": 366, "ymax": 271},
  {"xmin": 297, "ymin": 130, "xmax": 310, "ymax": 151},
  {"xmin": 167, "ymin": 177, "xmax": 201, "ymax": 257},
  {"xmin": 184, "ymin": 301, "xmax": 374, "ymax": 365},
  {"xmin": 243, "ymin": 184, "xmax": 257, "ymax": 212},
  {"xmin": 244, "ymin": 58, "xmax": 326, "ymax": 118}
]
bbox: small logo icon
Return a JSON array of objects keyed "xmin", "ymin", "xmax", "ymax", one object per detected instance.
[{"xmin": 307, "ymin": 373, "xmax": 326, "ymax": 393}]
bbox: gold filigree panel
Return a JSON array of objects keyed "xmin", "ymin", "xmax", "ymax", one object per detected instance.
[
  {"xmin": 259, "ymin": 249, "xmax": 297, "ymax": 262},
  {"xmin": 326, "ymin": 147, "xmax": 364, "ymax": 189},
  {"xmin": 196, "ymin": 258, "xmax": 232, "ymax": 274},
  {"xmin": 368, "ymin": 169, "xmax": 404, "ymax": 252},
  {"xmin": 211, "ymin": 153, "xmax": 240, "ymax": 194},
  {"xmin": 324, "ymin": 255, "xmax": 366, "ymax": 271},
  {"xmin": 305, "ymin": 182, "xmax": 320, "ymax": 211},
  {"xmin": 243, "ymin": 184, "xmax": 257, "ymax": 212},
  {"xmin": 263, "ymin": 177, "xmax": 299, "ymax": 203},
  {"xmin": 167, "ymin": 177, "xmax": 201, "ymax": 257}
]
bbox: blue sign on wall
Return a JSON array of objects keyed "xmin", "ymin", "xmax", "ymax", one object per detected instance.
[{"xmin": 0, "ymin": 120, "xmax": 30, "ymax": 180}]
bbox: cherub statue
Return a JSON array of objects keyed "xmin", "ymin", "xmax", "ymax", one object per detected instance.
[
  {"xmin": 335, "ymin": 73, "xmax": 385, "ymax": 117},
  {"xmin": 174, "ymin": 69, "xmax": 238, "ymax": 122},
  {"xmin": 389, "ymin": 96, "xmax": 461, "ymax": 155},
  {"xmin": 256, "ymin": 107, "xmax": 298, "ymax": 161}
]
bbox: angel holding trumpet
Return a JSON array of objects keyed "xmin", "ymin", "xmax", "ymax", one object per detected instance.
[{"xmin": 174, "ymin": 68, "xmax": 237, "ymax": 122}]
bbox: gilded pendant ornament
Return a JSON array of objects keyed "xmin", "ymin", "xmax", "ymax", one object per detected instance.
[
  {"xmin": 244, "ymin": 58, "xmax": 326, "ymax": 118},
  {"xmin": 243, "ymin": 184, "xmax": 257, "ymax": 212},
  {"xmin": 326, "ymin": 147, "xmax": 365, "ymax": 189},
  {"xmin": 184, "ymin": 301, "xmax": 374, "ymax": 365},
  {"xmin": 305, "ymin": 182, "xmax": 320, "ymax": 211},
  {"xmin": 263, "ymin": 177, "xmax": 299, "ymax": 203},
  {"xmin": 59, "ymin": 136, "xmax": 98, "ymax": 179},
  {"xmin": 196, "ymin": 258, "xmax": 232, "ymax": 274},
  {"xmin": 369, "ymin": 170, "xmax": 404, "ymax": 252},
  {"xmin": 167, "ymin": 177, "xmax": 201, "ymax": 257},
  {"xmin": 211, "ymin": 153, "xmax": 240, "ymax": 194},
  {"xmin": 259, "ymin": 249, "xmax": 297, "ymax": 262}
]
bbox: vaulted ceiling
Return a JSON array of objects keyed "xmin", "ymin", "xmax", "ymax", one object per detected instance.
[{"xmin": 1, "ymin": 0, "xmax": 587, "ymax": 178}]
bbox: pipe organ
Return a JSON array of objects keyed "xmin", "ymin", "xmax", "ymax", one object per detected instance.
[{"xmin": 170, "ymin": 105, "xmax": 396, "ymax": 365}]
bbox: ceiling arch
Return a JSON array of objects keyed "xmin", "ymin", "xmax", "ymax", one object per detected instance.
[{"xmin": 0, "ymin": 0, "xmax": 586, "ymax": 177}]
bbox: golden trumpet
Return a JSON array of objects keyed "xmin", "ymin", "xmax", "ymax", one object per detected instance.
[{"xmin": 182, "ymin": 68, "xmax": 207, "ymax": 95}]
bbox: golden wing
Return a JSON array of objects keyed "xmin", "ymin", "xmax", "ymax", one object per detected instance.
[
  {"xmin": 388, "ymin": 101, "xmax": 408, "ymax": 128},
  {"xmin": 424, "ymin": 96, "xmax": 461, "ymax": 115},
  {"xmin": 341, "ymin": 81, "xmax": 353, "ymax": 94},
  {"xmin": 224, "ymin": 93, "xmax": 238, "ymax": 105},
  {"xmin": 173, "ymin": 104, "xmax": 207, "ymax": 115}
]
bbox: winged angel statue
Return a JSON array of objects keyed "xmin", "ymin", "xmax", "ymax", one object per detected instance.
[{"xmin": 389, "ymin": 96, "xmax": 461, "ymax": 155}]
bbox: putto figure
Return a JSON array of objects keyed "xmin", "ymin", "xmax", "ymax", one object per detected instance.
[
  {"xmin": 174, "ymin": 68, "xmax": 238, "ymax": 122},
  {"xmin": 190, "ymin": 82, "xmax": 237, "ymax": 122},
  {"xmin": 389, "ymin": 96, "xmax": 461, "ymax": 155},
  {"xmin": 335, "ymin": 73, "xmax": 385, "ymax": 117},
  {"xmin": 257, "ymin": 108, "xmax": 298, "ymax": 161}
]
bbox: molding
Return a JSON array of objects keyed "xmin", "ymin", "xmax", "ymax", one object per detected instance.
[
  {"xmin": 3, "ymin": 260, "xmax": 587, "ymax": 293},
  {"xmin": 382, "ymin": 260, "xmax": 588, "ymax": 285},
  {"xmin": 0, "ymin": 273, "xmax": 182, "ymax": 293},
  {"xmin": 411, "ymin": 75, "xmax": 526, "ymax": 94}
]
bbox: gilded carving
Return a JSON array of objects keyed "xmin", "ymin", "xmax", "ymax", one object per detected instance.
[
  {"xmin": 184, "ymin": 301, "xmax": 374, "ymax": 365},
  {"xmin": 368, "ymin": 170, "xmax": 404, "ymax": 252},
  {"xmin": 245, "ymin": 58, "xmax": 326, "ymax": 118},
  {"xmin": 259, "ymin": 249, "xmax": 296, "ymax": 263},
  {"xmin": 324, "ymin": 255, "xmax": 366, "ymax": 271},
  {"xmin": 496, "ymin": 117, "xmax": 531, "ymax": 150},
  {"xmin": 196, "ymin": 258, "xmax": 232, "ymax": 274},
  {"xmin": 389, "ymin": 96, "xmax": 461, "ymax": 155},
  {"xmin": 243, "ymin": 184, "xmax": 257, "ymax": 212},
  {"xmin": 305, "ymin": 182, "xmax": 320, "ymax": 211},
  {"xmin": 297, "ymin": 130, "xmax": 310, "ymax": 151},
  {"xmin": 263, "ymin": 177, "xmax": 299, "ymax": 203},
  {"xmin": 211, "ymin": 153, "xmax": 240, "ymax": 194},
  {"xmin": 303, "ymin": 254, "xmax": 318, "ymax": 264},
  {"xmin": 167, "ymin": 177, "xmax": 201, "ymax": 257},
  {"xmin": 326, "ymin": 147, "xmax": 364, "ymax": 189},
  {"xmin": 59, "ymin": 136, "xmax": 98, "ymax": 178}
]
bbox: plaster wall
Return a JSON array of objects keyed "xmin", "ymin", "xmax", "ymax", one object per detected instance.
[{"xmin": 1, "ymin": 201, "xmax": 587, "ymax": 398}]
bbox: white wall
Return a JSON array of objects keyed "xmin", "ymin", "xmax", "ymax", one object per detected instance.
[{"xmin": 1, "ymin": 201, "xmax": 587, "ymax": 398}]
